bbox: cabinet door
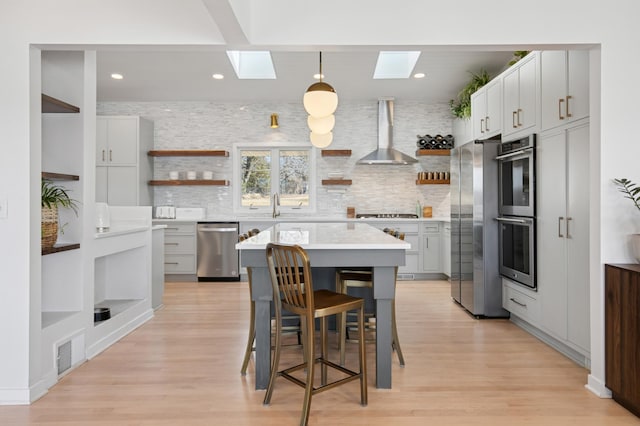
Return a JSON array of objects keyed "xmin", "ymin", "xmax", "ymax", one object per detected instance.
[
  {"xmin": 107, "ymin": 118, "xmax": 138, "ymax": 165},
  {"xmin": 567, "ymin": 50, "xmax": 589, "ymax": 123},
  {"xmin": 502, "ymin": 68, "xmax": 520, "ymax": 136},
  {"xmin": 96, "ymin": 118, "xmax": 108, "ymax": 165},
  {"xmin": 566, "ymin": 123, "xmax": 590, "ymax": 350},
  {"xmin": 485, "ymin": 80, "xmax": 502, "ymax": 136},
  {"xmin": 442, "ymin": 224, "xmax": 451, "ymax": 277},
  {"xmin": 107, "ymin": 167, "xmax": 138, "ymax": 206},
  {"xmin": 518, "ymin": 55, "xmax": 537, "ymax": 132},
  {"xmin": 422, "ymin": 233, "xmax": 441, "ymax": 272},
  {"xmin": 541, "ymin": 50, "xmax": 567, "ymax": 130},
  {"xmin": 537, "ymin": 130, "xmax": 568, "ymax": 340},
  {"xmin": 471, "ymin": 90, "xmax": 487, "ymax": 140}
]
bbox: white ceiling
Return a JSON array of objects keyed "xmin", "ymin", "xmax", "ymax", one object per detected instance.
[{"xmin": 96, "ymin": 49, "xmax": 515, "ymax": 103}]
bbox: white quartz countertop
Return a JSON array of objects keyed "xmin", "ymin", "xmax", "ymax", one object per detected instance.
[
  {"xmin": 235, "ymin": 222, "xmax": 411, "ymax": 250},
  {"xmin": 94, "ymin": 224, "xmax": 149, "ymax": 239},
  {"xmin": 154, "ymin": 216, "xmax": 450, "ymax": 223}
]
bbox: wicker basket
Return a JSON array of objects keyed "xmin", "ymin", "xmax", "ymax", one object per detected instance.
[{"xmin": 41, "ymin": 205, "xmax": 59, "ymax": 248}]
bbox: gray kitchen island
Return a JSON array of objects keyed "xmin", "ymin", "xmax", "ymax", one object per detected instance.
[{"xmin": 236, "ymin": 222, "xmax": 410, "ymax": 389}]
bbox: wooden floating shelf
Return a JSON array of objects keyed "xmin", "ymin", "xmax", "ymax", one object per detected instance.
[
  {"xmin": 321, "ymin": 149, "xmax": 352, "ymax": 157},
  {"xmin": 42, "ymin": 94, "xmax": 80, "ymax": 113},
  {"xmin": 148, "ymin": 150, "xmax": 229, "ymax": 157},
  {"xmin": 415, "ymin": 149, "xmax": 450, "ymax": 156},
  {"xmin": 42, "ymin": 243, "xmax": 80, "ymax": 256},
  {"xmin": 416, "ymin": 179, "xmax": 450, "ymax": 185},
  {"xmin": 148, "ymin": 180, "xmax": 229, "ymax": 186},
  {"xmin": 321, "ymin": 179, "xmax": 352, "ymax": 186},
  {"xmin": 42, "ymin": 172, "xmax": 80, "ymax": 181}
]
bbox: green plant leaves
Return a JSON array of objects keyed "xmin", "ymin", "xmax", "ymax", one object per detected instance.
[
  {"xmin": 613, "ymin": 178, "xmax": 640, "ymax": 212},
  {"xmin": 449, "ymin": 69, "xmax": 491, "ymax": 119},
  {"xmin": 41, "ymin": 180, "xmax": 79, "ymax": 214}
]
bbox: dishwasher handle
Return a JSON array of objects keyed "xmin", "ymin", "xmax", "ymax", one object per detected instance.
[{"xmin": 198, "ymin": 227, "xmax": 238, "ymax": 232}]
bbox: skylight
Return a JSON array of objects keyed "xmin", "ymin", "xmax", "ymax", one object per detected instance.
[
  {"xmin": 373, "ymin": 51, "xmax": 421, "ymax": 79},
  {"xmin": 226, "ymin": 51, "xmax": 276, "ymax": 79}
]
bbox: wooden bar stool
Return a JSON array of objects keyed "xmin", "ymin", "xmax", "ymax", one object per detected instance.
[
  {"xmin": 264, "ymin": 243, "xmax": 367, "ymax": 426},
  {"xmin": 336, "ymin": 231, "xmax": 405, "ymax": 367}
]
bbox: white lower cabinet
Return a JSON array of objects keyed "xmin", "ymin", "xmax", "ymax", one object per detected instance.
[
  {"xmin": 161, "ymin": 221, "xmax": 196, "ymax": 274},
  {"xmin": 422, "ymin": 222, "xmax": 441, "ymax": 272},
  {"xmin": 536, "ymin": 120, "xmax": 590, "ymax": 354},
  {"xmin": 442, "ymin": 222, "xmax": 451, "ymax": 277}
]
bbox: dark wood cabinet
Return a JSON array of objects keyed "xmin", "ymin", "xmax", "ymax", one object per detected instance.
[{"xmin": 605, "ymin": 263, "xmax": 640, "ymax": 417}]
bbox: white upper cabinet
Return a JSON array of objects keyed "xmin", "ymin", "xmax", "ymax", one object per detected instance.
[
  {"xmin": 540, "ymin": 50, "xmax": 589, "ymax": 131},
  {"xmin": 502, "ymin": 53, "xmax": 538, "ymax": 138},
  {"xmin": 471, "ymin": 78, "xmax": 502, "ymax": 140},
  {"xmin": 96, "ymin": 116, "xmax": 139, "ymax": 165}
]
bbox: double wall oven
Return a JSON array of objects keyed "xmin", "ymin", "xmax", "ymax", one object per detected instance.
[{"xmin": 496, "ymin": 134, "xmax": 536, "ymax": 290}]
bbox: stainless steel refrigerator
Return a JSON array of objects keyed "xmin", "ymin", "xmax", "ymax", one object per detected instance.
[{"xmin": 450, "ymin": 139, "xmax": 508, "ymax": 317}]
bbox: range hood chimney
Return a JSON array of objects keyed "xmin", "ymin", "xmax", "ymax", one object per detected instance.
[{"xmin": 357, "ymin": 98, "xmax": 418, "ymax": 165}]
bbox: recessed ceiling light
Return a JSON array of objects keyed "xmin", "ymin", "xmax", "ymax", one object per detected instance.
[
  {"xmin": 226, "ymin": 51, "xmax": 276, "ymax": 79},
  {"xmin": 413, "ymin": 72, "xmax": 426, "ymax": 79},
  {"xmin": 373, "ymin": 51, "xmax": 421, "ymax": 79},
  {"xmin": 110, "ymin": 73, "xmax": 123, "ymax": 80},
  {"xmin": 212, "ymin": 73, "xmax": 224, "ymax": 80}
]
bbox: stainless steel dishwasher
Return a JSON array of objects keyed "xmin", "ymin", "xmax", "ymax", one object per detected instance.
[{"xmin": 197, "ymin": 222, "xmax": 240, "ymax": 281}]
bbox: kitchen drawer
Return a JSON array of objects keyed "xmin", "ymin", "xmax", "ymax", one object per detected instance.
[
  {"xmin": 423, "ymin": 223, "xmax": 440, "ymax": 233},
  {"xmin": 163, "ymin": 222, "xmax": 196, "ymax": 235},
  {"xmin": 164, "ymin": 254, "xmax": 196, "ymax": 274},
  {"xmin": 503, "ymin": 279, "xmax": 540, "ymax": 325},
  {"xmin": 164, "ymin": 235, "xmax": 196, "ymax": 254}
]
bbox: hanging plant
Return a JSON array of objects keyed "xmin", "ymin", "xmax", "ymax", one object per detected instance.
[{"xmin": 449, "ymin": 69, "xmax": 491, "ymax": 119}]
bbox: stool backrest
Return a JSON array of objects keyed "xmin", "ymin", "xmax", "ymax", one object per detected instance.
[{"xmin": 266, "ymin": 243, "xmax": 313, "ymax": 317}]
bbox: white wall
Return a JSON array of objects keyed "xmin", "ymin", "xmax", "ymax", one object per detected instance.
[{"xmin": 1, "ymin": 0, "xmax": 638, "ymax": 402}]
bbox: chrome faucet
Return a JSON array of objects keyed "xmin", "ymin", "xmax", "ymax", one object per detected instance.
[{"xmin": 272, "ymin": 193, "xmax": 280, "ymax": 218}]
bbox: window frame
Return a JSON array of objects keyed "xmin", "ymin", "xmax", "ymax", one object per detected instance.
[{"xmin": 233, "ymin": 142, "xmax": 317, "ymax": 215}]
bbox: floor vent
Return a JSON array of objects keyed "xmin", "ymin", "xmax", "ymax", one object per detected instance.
[
  {"xmin": 57, "ymin": 340, "xmax": 72, "ymax": 375},
  {"xmin": 396, "ymin": 274, "xmax": 414, "ymax": 281}
]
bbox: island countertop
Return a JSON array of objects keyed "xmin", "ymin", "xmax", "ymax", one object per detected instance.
[{"xmin": 235, "ymin": 222, "xmax": 411, "ymax": 250}]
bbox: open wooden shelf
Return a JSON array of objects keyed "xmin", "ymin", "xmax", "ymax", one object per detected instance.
[
  {"xmin": 321, "ymin": 179, "xmax": 352, "ymax": 186},
  {"xmin": 321, "ymin": 149, "xmax": 352, "ymax": 157},
  {"xmin": 42, "ymin": 172, "xmax": 80, "ymax": 181},
  {"xmin": 42, "ymin": 243, "xmax": 81, "ymax": 256},
  {"xmin": 148, "ymin": 179, "xmax": 229, "ymax": 186},
  {"xmin": 42, "ymin": 94, "xmax": 80, "ymax": 113},
  {"xmin": 415, "ymin": 149, "xmax": 450, "ymax": 156},
  {"xmin": 148, "ymin": 150, "xmax": 229, "ymax": 157},
  {"xmin": 416, "ymin": 179, "xmax": 450, "ymax": 185}
]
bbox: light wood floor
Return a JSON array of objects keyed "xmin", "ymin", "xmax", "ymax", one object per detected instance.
[{"xmin": 1, "ymin": 280, "xmax": 639, "ymax": 425}]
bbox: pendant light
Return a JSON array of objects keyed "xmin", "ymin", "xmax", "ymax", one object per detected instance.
[
  {"xmin": 310, "ymin": 131, "xmax": 333, "ymax": 148},
  {"xmin": 303, "ymin": 52, "xmax": 338, "ymax": 118},
  {"xmin": 307, "ymin": 114, "xmax": 334, "ymax": 135}
]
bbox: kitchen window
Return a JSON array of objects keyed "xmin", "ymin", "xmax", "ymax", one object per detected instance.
[{"xmin": 234, "ymin": 145, "xmax": 315, "ymax": 213}]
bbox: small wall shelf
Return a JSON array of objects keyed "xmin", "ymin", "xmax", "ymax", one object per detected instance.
[
  {"xmin": 321, "ymin": 149, "xmax": 352, "ymax": 157},
  {"xmin": 148, "ymin": 179, "xmax": 230, "ymax": 186},
  {"xmin": 42, "ymin": 94, "xmax": 80, "ymax": 113},
  {"xmin": 321, "ymin": 179, "xmax": 352, "ymax": 186},
  {"xmin": 416, "ymin": 179, "xmax": 450, "ymax": 185},
  {"xmin": 42, "ymin": 243, "xmax": 81, "ymax": 256},
  {"xmin": 148, "ymin": 150, "xmax": 229, "ymax": 157},
  {"xmin": 42, "ymin": 172, "xmax": 80, "ymax": 181},
  {"xmin": 415, "ymin": 149, "xmax": 450, "ymax": 156}
]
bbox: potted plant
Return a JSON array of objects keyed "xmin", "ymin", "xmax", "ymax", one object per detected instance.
[
  {"xmin": 613, "ymin": 178, "xmax": 640, "ymax": 262},
  {"xmin": 449, "ymin": 69, "xmax": 491, "ymax": 119},
  {"xmin": 41, "ymin": 179, "xmax": 78, "ymax": 248}
]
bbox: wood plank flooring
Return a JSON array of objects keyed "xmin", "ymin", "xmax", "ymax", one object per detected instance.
[{"xmin": 1, "ymin": 280, "xmax": 639, "ymax": 425}]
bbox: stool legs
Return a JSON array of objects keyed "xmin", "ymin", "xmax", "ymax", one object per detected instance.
[{"xmin": 240, "ymin": 300, "xmax": 256, "ymax": 375}]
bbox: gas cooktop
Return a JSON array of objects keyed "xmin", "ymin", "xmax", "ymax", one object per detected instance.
[{"xmin": 356, "ymin": 213, "xmax": 419, "ymax": 219}]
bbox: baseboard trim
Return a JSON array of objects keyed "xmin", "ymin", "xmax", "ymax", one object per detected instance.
[
  {"xmin": 586, "ymin": 374, "xmax": 612, "ymax": 398},
  {"xmin": 86, "ymin": 309, "xmax": 154, "ymax": 359}
]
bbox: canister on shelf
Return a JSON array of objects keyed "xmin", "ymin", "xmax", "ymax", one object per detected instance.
[{"xmin": 422, "ymin": 206, "xmax": 433, "ymax": 218}]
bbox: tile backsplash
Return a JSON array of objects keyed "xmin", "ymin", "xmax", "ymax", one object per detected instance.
[{"xmin": 97, "ymin": 100, "xmax": 453, "ymax": 218}]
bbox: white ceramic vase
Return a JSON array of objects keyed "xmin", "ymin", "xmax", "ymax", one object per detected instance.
[{"xmin": 630, "ymin": 234, "xmax": 640, "ymax": 263}]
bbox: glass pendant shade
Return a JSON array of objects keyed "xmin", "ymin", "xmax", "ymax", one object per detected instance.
[
  {"xmin": 307, "ymin": 114, "xmax": 335, "ymax": 134},
  {"xmin": 310, "ymin": 131, "xmax": 333, "ymax": 148},
  {"xmin": 303, "ymin": 82, "xmax": 338, "ymax": 117}
]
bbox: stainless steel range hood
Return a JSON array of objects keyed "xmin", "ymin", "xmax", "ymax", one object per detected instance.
[{"xmin": 357, "ymin": 98, "xmax": 418, "ymax": 165}]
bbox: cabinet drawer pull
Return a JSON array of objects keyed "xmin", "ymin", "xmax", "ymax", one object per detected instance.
[
  {"xmin": 558, "ymin": 98, "xmax": 565, "ymax": 120},
  {"xmin": 480, "ymin": 118, "xmax": 485, "ymax": 133},
  {"xmin": 165, "ymin": 227, "xmax": 179, "ymax": 230},
  {"xmin": 558, "ymin": 216, "xmax": 565, "ymax": 238},
  {"xmin": 517, "ymin": 109, "xmax": 523, "ymax": 127},
  {"xmin": 485, "ymin": 116, "xmax": 490, "ymax": 132},
  {"xmin": 164, "ymin": 262, "xmax": 179, "ymax": 265},
  {"xmin": 509, "ymin": 297, "xmax": 527, "ymax": 308},
  {"xmin": 566, "ymin": 95, "xmax": 573, "ymax": 117},
  {"xmin": 512, "ymin": 111, "xmax": 517, "ymax": 128},
  {"xmin": 566, "ymin": 217, "xmax": 573, "ymax": 238},
  {"xmin": 164, "ymin": 242, "xmax": 179, "ymax": 245}
]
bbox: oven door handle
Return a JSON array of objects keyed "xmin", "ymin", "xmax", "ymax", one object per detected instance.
[
  {"xmin": 495, "ymin": 147, "xmax": 534, "ymax": 161},
  {"xmin": 495, "ymin": 217, "xmax": 530, "ymax": 224}
]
